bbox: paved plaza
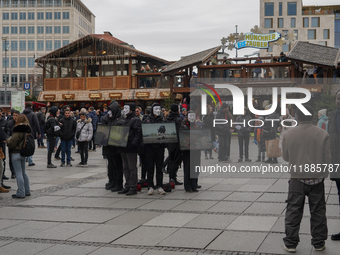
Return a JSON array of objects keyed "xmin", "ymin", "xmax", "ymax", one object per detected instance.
[{"xmin": 0, "ymin": 137, "xmax": 339, "ymax": 255}]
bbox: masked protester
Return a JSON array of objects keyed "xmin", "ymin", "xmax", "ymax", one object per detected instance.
[
  {"xmin": 181, "ymin": 110, "xmax": 200, "ymax": 192},
  {"xmin": 119, "ymin": 103, "xmax": 142, "ymax": 196},
  {"xmin": 166, "ymin": 104, "xmax": 183, "ymax": 185},
  {"xmin": 101, "ymin": 101, "xmax": 125, "ymax": 192},
  {"xmin": 143, "ymin": 103, "xmax": 167, "ymax": 195},
  {"xmin": 44, "ymin": 106, "xmax": 61, "ymax": 168}
]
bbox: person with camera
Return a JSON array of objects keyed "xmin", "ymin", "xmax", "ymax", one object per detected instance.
[
  {"xmin": 44, "ymin": 107, "xmax": 60, "ymax": 168},
  {"xmin": 75, "ymin": 112, "xmax": 93, "ymax": 167}
]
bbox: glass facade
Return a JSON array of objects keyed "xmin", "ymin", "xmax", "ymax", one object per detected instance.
[
  {"xmin": 303, "ymin": 18, "xmax": 309, "ymax": 27},
  {"xmin": 311, "ymin": 17, "xmax": 320, "ymax": 27},
  {"xmin": 308, "ymin": 29, "xmax": 316, "ymax": 39},
  {"xmin": 287, "ymin": 2, "xmax": 297, "ymax": 16},
  {"xmin": 278, "ymin": 18, "xmax": 284, "ymax": 28},
  {"xmin": 279, "ymin": 2, "xmax": 282, "ymax": 16},
  {"xmin": 264, "ymin": 18, "xmax": 272, "ymax": 28},
  {"xmin": 335, "ymin": 20, "xmax": 340, "ymax": 48},
  {"xmin": 291, "ymin": 18, "xmax": 296, "ymax": 28},
  {"xmin": 265, "ymin": 2, "xmax": 274, "ymax": 16},
  {"xmin": 28, "ymin": 41, "xmax": 34, "ymax": 51}
]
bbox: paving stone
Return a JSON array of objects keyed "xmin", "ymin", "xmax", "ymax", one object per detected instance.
[
  {"xmin": 161, "ymin": 191, "xmax": 200, "ymax": 199},
  {"xmin": 237, "ymin": 184, "xmax": 272, "ymax": 192},
  {"xmin": 227, "ymin": 216, "xmax": 278, "ymax": 231},
  {"xmin": 113, "ymin": 226, "xmax": 178, "ymax": 246},
  {"xmin": 15, "ymin": 196, "xmax": 65, "ymax": 206},
  {"xmin": 208, "ymin": 184, "xmax": 243, "ymax": 192},
  {"xmin": 77, "ymin": 179, "xmax": 109, "ymax": 188},
  {"xmin": 256, "ymin": 193, "xmax": 287, "ymax": 202},
  {"xmin": 64, "ymin": 173, "xmax": 97, "ymax": 179},
  {"xmin": 70, "ymin": 225, "xmax": 136, "ymax": 243},
  {"xmin": 184, "ymin": 214, "xmax": 237, "ymax": 229},
  {"xmin": 42, "ymin": 178, "xmax": 78, "ymax": 185},
  {"xmin": 206, "ymin": 231, "xmax": 267, "ymax": 252},
  {"xmin": 105, "ymin": 211, "xmax": 162, "ymax": 226},
  {"xmin": 0, "ymin": 241, "xmax": 54, "ymax": 255},
  {"xmin": 158, "ymin": 228, "xmax": 222, "ymax": 249},
  {"xmin": 144, "ymin": 213, "xmax": 199, "ymax": 227},
  {"xmin": 29, "ymin": 183, "xmax": 56, "ymax": 190},
  {"xmin": 107, "ymin": 198, "xmax": 154, "ymax": 209},
  {"xmin": 224, "ymin": 192, "xmax": 262, "ymax": 202},
  {"xmin": 0, "ymin": 221, "xmax": 60, "ymax": 237},
  {"xmin": 51, "ymin": 188, "xmax": 90, "ymax": 196},
  {"xmin": 75, "ymin": 189, "xmax": 112, "ymax": 197},
  {"xmin": 244, "ymin": 202, "xmax": 286, "ymax": 215},
  {"xmin": 89, "ymin": 247, "xmax": 146, "ymax": 255},
  {"xmin": 0, "ymin": 219, "xmax": 26, "ymax": 230},
  {"xmin": 207, "ymin": 201, "xmax": 251, "ymax": 213},
  {"xmin": 192, "ymin": 191, "xmax": 231, "ymax": 200},
  {"xmin": 220, "ymin": 178, "xmax": 251, "ymax": 185},
  {"xmin": 172, "ymin": 200, "xmax": 218, "ymax": 212},
  {"xmin": 143, "ymin": 251, "xmax": 198, "ymax": 255},
  {"xmin": 139, "ymin": 199, "xmax": 186, "ymax": 210},
  {"xmin": 0, "ymin": 240, "xmax": 14, "ymax": 247},
  {"xmin": 51, "ymin": 197, "xmax": 122, "ymax": 207}
]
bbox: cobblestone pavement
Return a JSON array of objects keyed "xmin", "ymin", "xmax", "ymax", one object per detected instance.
[{"xmin": 0, "ymin": 137, "xmax": 339, "ymax": 255}]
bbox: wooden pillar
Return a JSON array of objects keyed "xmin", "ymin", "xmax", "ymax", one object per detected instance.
[
  {"xmin": 170, "ymin": 75, "xmax": 174, "ymax": 99},
  {"xmin": 57, "ymin": 64, "xmax": 61, "ymax": 78},
  {"xmin": 50, "ymin": 64, "xmax": 53, "ymax": 78},
  {"xmin": 323, "ymin": 69, "xmax": 328, "ymax": 85},
  {"xmin": 113, "ymin": 60, "xmax": 117, "ymax": 76},
  {"xmin": 129, "ymin": 58, "xmax": 132, "ymax": 89},
  {"xmin": 99, "ymin": 60, "xmax": 102, "ymax": 77},
  {"xmin": 92, "ymin": 43, "xmax": 96, "ymax": 56},
  {"xmin": 70, "ymin": 61, "xmax": 74, "ymax": 78},
  {"xmin": 241, "ymin": 65, "xmax": 247, "ymax": 84}
]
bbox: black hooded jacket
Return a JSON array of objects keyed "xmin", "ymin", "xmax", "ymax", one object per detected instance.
[
  {"xmin": 5, "ymin": 119, "xmax": 15, "ymax": 137},
  {"xmin": 143, "ymin": 104, "xmax": 167, "ymax": 148},
  {"xmin": 122, "ymin": 110, "xmax": 141, "ymax": 152},
  {"xmin": 23, "ymin": 107, "xmax": 40, "ymax": 138},
  {"xmin": 59, "ymin": 116, "xmax": 76, "ymax": 140}
]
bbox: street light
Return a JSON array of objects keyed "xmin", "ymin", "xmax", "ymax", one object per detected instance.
[
  {"xmin": 2, "ymin": 36, "xmax": 8, "ymax": 106},
  {"xmin": 234, "ymin": 25, "xmax": 239, "ymax": 58}
]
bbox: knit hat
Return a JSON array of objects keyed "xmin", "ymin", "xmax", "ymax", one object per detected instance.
[
  {"xmin": 318, "ymin": 109, "xmax": 327, "ymax": 116},
  {"xmin": 126, "ymin": 102, "xmax": 136, "ymax": 112},
  {"xmin": 49, "ymin": 106, "xmax": 58, "ymax": 116},
  {"xmin": 181, "ymin": 108, "xmax": 187, "ymax": 112},
  {"xmin": 170, "ymin": 103, "xmax": 179, "ymax": 113}
]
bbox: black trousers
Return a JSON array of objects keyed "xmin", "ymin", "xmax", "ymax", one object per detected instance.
[
  {"xmin": 336, "ymin": 180, "xmax": 340, "ymax": 207},
  {"xmin": 182, "ymin": 150, "xmax": 200, "ymax": 191},
  {"xmin": 8, "ymin": 150, "xmax": 14, "ymax": 175},
  {"xmin": 145, "ymin": 146, "xmax": 164, "ymax": 188},
  {"xmin": 139, "ymin": 153, "xmax": 147, "ymax": 179},
  {"xmin": 47, "ymin": 136, "xmax": 56, "ymax": 165},
  {"xmin": 218, "ymin": 135, "xmax": 228, "ymax": 161},
  {"xmin": 168, "ymin": 145, "xmax": 181, "ymax": 181},
  {"xmin": 55, "ymin": 143, "xmax": 61, "ymax": 158},
  {"xmin": 121, "ymin": 152, "xmax": 138, "ymax": 190},
  {"xmin": 1, "ymin": 143, "xmax": 6, "ymax": 177},
  {"xmin": 226, "ymin": 131, "xmax": 231, "ymax": 157},
  {"xmin": 78, "ymin": 141, "xmax": 88, "ymax": 164},
  {"xmin": 238, "ymin": 135, "xmax": 250, "ymax": 159},
  {"xmin": 283, "ymin": 179, "xmax": 327, "ymax": 248},
  {"xmin": 89, "ymin": 130, "xmax": 96, "ymax": 150},
  {"xmin": 106, "ymin": 150, "xmax": 123, "ymax": 187}
]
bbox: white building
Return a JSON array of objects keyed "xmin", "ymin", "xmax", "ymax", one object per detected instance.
[
  {"xmin": 0, "ymin": 0, "xmax": 95, "ymax": 107},
  {"xmin": 259, "ymin": 0, "xmax": 340, "ymax": 58}
]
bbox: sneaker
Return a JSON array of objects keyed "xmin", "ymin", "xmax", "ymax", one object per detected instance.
[
  {"xmin": 148, "ymin": 187, "xmax": 154, "ymax": 195},
  {"xmin": 66, "ymin": 163, "xmax": 72, "ymax": 167},
  {"xmin": 105, "ymin": 183, "xmax": 115, "ymax": 190},
  {"xmin": 284, "ymin": 245, "xmax": 296, "ymax": 253},
  {"xmin": 175, "ymin": 180, "xmax": 183, "ymax": 185},
  {"xmin": 2, "ymin": 184, "xmax": 11, "ymax": 189},
  {"xmin": 71, "ymin": 146, "xmax": 75, "ymax": 149},
  {"xmin": 0, "ymin": 187, "xmax": 9, "ymax": 193},
  {"xmin": 126, "ymin": 189, "xmax": 137, "ymax": 196},
  {"xmin": 47, "ymin": 164, "xmax": 57, "ymax": 168},
  {"xmin": 314, "ymin": 245, "xmax": 325, "ymax": 251},
  {"xmin": 70, "ymin": 157, "xmax": 75, "ymax": 161},
  {"xmin": 245, "ymin": 158, "xmax": 252, "ymax": 162},
  {"xmin": 118, "ymin": 188, "xmax": 129, "ymax": 194},
  {"xmin": 12, "ymin": 194, "xmax": 25, "ymax": 199},
  {"xmin": 238, "ymin": 158, "xmax": 243, "ymax": 162},
  {"xmin": 55, "ymin": 157, "xmax": 61, "ymax": 160},
  {"xmin": 60, "ymin": 162, "xmax": 65, "ymax": 167},
  {"xmin": 331, "ymin": 232, "xmax": 340, "ymax": 240},
  {"xmin": 77, "ymin": 162, "xmax": 84, "ymax": 167},
  {"xmin": 255, "ymin": 158, "xmax": 261, "ymax": 162},
  {"xmin": 111, "ymin": 185, "xmax": 123, "ymax": 192},
  {"xmin": 11, "ymin": 174, "xmax": 16, "ymax": 179},
  {"xmin": 272, "ymin": 158, "xmax": 278, "ymax": 164},
  {"xmin": 157, "ymin": 187, "xmax": 166, "ymax": 195},
  {"xmin": 2, "ymin": 175, "xmax": 9, "ymax": 180},
  {"xmin": 92, "ymin": 150, "xmax": 97, "ymax": 152},
  {"xmin": 265, "ymin": 159, "xmax": 272, "ymax": 163},
  {"xmin": 82, "ymin": 163, "xmax": 88, "ymax": 167},
  {"xmin": 28, "ymin": 163, "xmax": 35, "ymax": 166},
  {"xmin": 75, "ymin": 151, "xmax": 80, "ymax": 154}
]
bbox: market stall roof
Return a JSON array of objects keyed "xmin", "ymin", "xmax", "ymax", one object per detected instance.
[
  {"xmin": 35, "ymin": 33, "xmax": 170, "ymax": 65},
  {"xmin": 287, "ymin": 41, "xmax": 340, "ymax": 68},
  {"xmin": 162, "ymin": 46, "xmax": 221, "ymax": 74}
]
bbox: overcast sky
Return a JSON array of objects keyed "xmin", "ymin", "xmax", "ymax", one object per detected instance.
[{"xmin": 83, "ymin": 0, "xmax": 340, "ymax": 61}]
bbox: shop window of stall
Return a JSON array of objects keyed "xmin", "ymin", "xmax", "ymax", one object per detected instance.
[
  {"xmin": 116, "ymin": 59, "xmax": 129, "ymax": 76},
  {"xmin": 87, "ymin": 60, "xmax": 99, "ymax": 77},
  {"xmin": 102, "ymin": 60, "xmax": 114, "ymax": 76}
]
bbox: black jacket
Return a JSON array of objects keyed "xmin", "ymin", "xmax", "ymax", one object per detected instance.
[
  {"xmin": 167, "ymin": 111, "xmax": 182, "ymax": 130},
  {"xmin": 37, "ymin": 111, "xmax": 46, "ymax": 126},
  {"xmin": 215, "ymin": 108, "xmax": 230, "ymax": 137},
  {"xmin": 143, "ymin": 113, "xmax": 167, "ymax": 148},
  {"xmin": 59, "ymin": 116, "xmax": 76, "ymax": 140},
  {"xmin": 122, "ymin": 111, "xmax": 141, "ymax": 152},
  {"xmin": 0, "ymin": 124, "xmax": 6, "ymax": 142},
  {"xmin": 45, "ymin": 116, "xmax": 59, "ymax": 137},
  {"xmin": 328, "ymin": 110, "xmax": 340, "ymax": 164},
  {"xmin": 0, "ymin": 116, "xmax": 7, "ymax": 134},
  {"xmin": 263, "ymin": 112, "xmax": 280, "ymax": 141},
  {"xmin": 23, "ymin": 107, "xmax": 40, "ymax": 138},
  {"xmin": 5, "ymin": 119, "xmax": 15, "ymax": 137}
]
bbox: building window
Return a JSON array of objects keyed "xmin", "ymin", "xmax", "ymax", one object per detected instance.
[
  {"xmin": 11, "ymin": 41, "xmax": 18, "ymax": 51},
  {"xmin": 282, "ymin": 43, "xmax": 290, "ymax": 52},
  {"xmin": 335, "ymin": 20, "xmax": 340, "ymax": 48},
  {"xmin": 11, "ymin": 27, "xmax": 18, "ymax": 34},
  {"xmin": 54, "ymin": 12, "xmax": 61, "ymax": 19},
  {"xmin": 37, "ymin": 12, "xmax": 44, "ymax": 20},
  {"xmin": 28, "ymin": 57, "xmax": 35, "ymax": 67},
  {"xmin": 303, "ymin": 17, "xmax": 309, "ymax": 27},
  {"xmin": 28, "ymin": 41, "xmax": 34, "ymax": 51},
  {"xmin": 11, "ymin": 13, "xmax": 18, "ymax": 20},
  {"xmin": 37, "ymin": 26, "xmax": 44, "ymax": 34},
  {"xmin": 63, "ymin": 40, "xmax": 69, "ymax": 46},
  {"xmin": 265, "ymin": 2, "xmax": 274, "ymax": 16},
  {"xmin": 19, "ymin": 41, "xmax": 26, "ymax": 51},
  {"xmin": 267, "ymin": 46, "xmax": 273, "ymax": 52},
  {"xmin": 63, "ymin": 12, "xmax": 69, "ymax": 19},
  {"xmin": 63, "ymin": 26, "xmax": 69, "ymax": 33},
  {"xmin": 308, "ymin": 29, "xmax": 316, "ymax": 39},
  {"xmin": 37, "ymin": 40, "xmax": 44, "ymax": 51},
  {"xmin": 20, "ymin": 57, "xmax": 26, "ymax": 68},
  {"xmin": 3, "ymin": 27, "xmax": 9, "ymax": 34},
  {"xmin": 28, "ymin": 12, "xmax": 34, "ymax": 20},
  {"xmin": 318, "ymin": 41, "xmax": 327, "ymax": 46},
  {"xmin": 311, "ymin": 17, "xmax": 320, "ymax": 27},
  {"xmin": 19, "ymin": 26, "xmax": 26, "ymax": 34},
  {"xmin": 11, "ymin": 74, "xmax": 17, "ymax": 87},
  {"xmin": 2, "ymin": 40, "xmax": 8, "ymax": 51},
  {"xmin": 278, "ymin": 18, "xmax": 284, "ymax": 28},
  {"xmin": 323, "ymin": 29, "xmax": 330, "ymax": 39},
  {"xmin": 55, "ymin": 0, "xmax": 62, "ymax": 6},
  {"xmin": 46, "ymin": 12, "xmax": 52, "ymax": 19},
  {"xmin": 264, "ymin": 18, "xmax": 273, "ymax": 28},
  {"xmin": 291, "ymin": 18, "xmax": 296, "ymax": 28},
  {"xmin": 287, "ymin": 2, "xmax": 297, "ymax": 16},
  {"xmin": 20, "ymin": 74, "xmax": 26, "ymax": 83},
  {"xmin": 279, "ymin": 2, "xmax": 282, "ymax": 16},
  {"xmin": 46, "ymin": 40, "xmax": 52, "ymax": 51},
  {"xmin": 45, "ymin": 0, "xmax": 53, "ymax": 6},
  {"xmin": 2, "ymin": 58, "xmax": 9, "ymax": 68},
  {"xmin": 11, "ymin": 58, "xmax": 18, "ymax": 68},
  {"xmin": 46, "ymin": 26, "xmax": 52, "ymax": 34},
  {"xmin": 3, "ymin": 13, "xmax": 9, "ymax": 20},
  {"xmin": 269, "ymin": 30, "xmax": 275, "ymax": 33},
  {"xmin": 19, "ymin": 12, "xmax": 26, "ymax": 20},
  {"xmin": 54, "ymin": 26, "xmax": 61, "ymax": 34},
  {"xmin": 54, "ymin": 40, "xmax": 61, "ymax": 50},
  {"xmin": 294, "ymin": 30, "xmax": 298, "ymax": 40},
  {"xmin": 28, "ymin": 26, "xmax": 34, "ymax": 34}
]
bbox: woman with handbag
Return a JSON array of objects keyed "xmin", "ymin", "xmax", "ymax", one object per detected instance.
[{"xmin": 6, "ymin": 114, "xmax": 31, "ymax": 199}]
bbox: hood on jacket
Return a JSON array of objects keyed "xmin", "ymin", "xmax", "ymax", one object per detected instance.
[
  {"xmin": 77, "ymin": 117, "xmax": 92, "ymax": 124},
  {"xmin": 13, "ymin": 124, "xmax": 31, "ymax": 133},
  {"xmin": 167, "ymin": 111, "xmax": 180, "ymax": 121},
  {"xmin": 108, "ymin": 101, "xmax": 122, "ymax": 119},
  {"xmin": 23, "ymin": 107, "xmax": 33, "ymax": 114},
  {"xmin": 319, "ymin": 115, "xmax": 328, "ymax": 121}
]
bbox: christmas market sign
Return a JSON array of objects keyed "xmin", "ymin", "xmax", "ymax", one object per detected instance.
[{"xmin": 234, "ymin": 32, "xmax": 281, "ymax": 49}]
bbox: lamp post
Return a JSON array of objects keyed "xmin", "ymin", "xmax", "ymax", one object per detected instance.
[
  {"xmin": 2, "ymin": 36, "xmax": 8, "ymax": 106},
  {"xmin": 234, "ymin": 25, "xmax": 239, "ymax": 58}
]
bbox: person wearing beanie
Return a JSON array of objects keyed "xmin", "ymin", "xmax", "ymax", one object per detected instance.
[
  {"xmin": 166, "ymin": 103, "xmax": 183, "ymax": 185},
  {"xmin": 180, "ymin": 108, "xmax": 187, "ymax": 121},
  {"xmin": 143, "ymin": 103, "xmax": 167, "ymax": 195},
  {"xmin": 119, "ymin": 102, "xmax": 141, "ymax": 196},
  {"xmin": 317, "ymin": 109, "xmax": 328, "ymax": 132},
  {"xmin": 5, "ymin": 110, "xmax": 20, "ymax": 180},
  {"xmin": 44, "ymin": 106, "xmax": 61, "ymax": 168},
  {"xmin": 235, "ymin": 107, "xmax": 252, "ymax": 162}
]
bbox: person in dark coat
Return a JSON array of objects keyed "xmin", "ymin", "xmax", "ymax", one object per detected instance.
[
  {"xmin": 0, "ymin": 108, "xmax": 9, "ymax": 183},
  {"xmin": 254, "ymin": 116, "xmax": 266, "ymax": 162},
  {"xmin": 203, "ymin": 106, "xmax": 215, "ymax": 159},
  {"xmin": 166, "ymin": 104, "xmax": 183, "ymax": 185},
  {"xmin": 0, "ymin": 121, "xmax": 10, "ymax": 194},
  {"xmin": 101, "ymin": 101, "xmax": 124, "ymax": 192},
  {"xmin": 87, "ymin": 107, "xmax": 98, "ymax": 151},
  {"xmin": 5, "ymin": 110, "xmax": 19, "ymax": 178},
  {"xmin": 263, "ymin": 105, "xmax": 279, "ymax": 163},
  {"xmin": 215, "ymin": 103, "xmax": 232, "ymax": 163},
  {"xmin": 44, "ymin": 107, "xmax": 60, "ymax": 168},
  {"xmin": 143, "ymin": 103, "xmax": 167, "ymax": 195},
  {"xmin": 235, "ymin": 108, "xmax": 252, "ymax": 162},
  {"xmin": 59, "ymin": 109, "xmax": 76, "ymax": 167},
  {"xmin": 118, "ymin": 103, "xmax": 142, "ymax": 196},
  {"xmin": 327, "ymin": 90, "xmax": 340, "ymax": 241},
  {"xmin": 36, "ymin": 107, "xmax": 46, "ymax": 148},
  {"xmin": 23, "ymin": 101, "xmax": 40, "ymax": 167}
]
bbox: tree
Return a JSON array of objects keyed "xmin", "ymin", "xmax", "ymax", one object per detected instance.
[{"xmin": 163, "ymin": 95, "xmax": 175, "ymax": 110}]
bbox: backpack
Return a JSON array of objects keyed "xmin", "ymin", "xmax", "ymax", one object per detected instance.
[{"xmin": 20, "ymin": 132, "xmax": 35, "ymax": 157}]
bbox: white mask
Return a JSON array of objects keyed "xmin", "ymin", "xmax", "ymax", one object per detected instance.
[
  {"xmin": 108, "ymin": 110, "xmax": 112, "ymax": 118},
  {"xmin": 188, "ymin": 113, "xmax": 196, "ymax": 123},
  {"xmin": 153, "ymin": 106, "xmax": 161, "ymax": 116},
  {"xmin": 123, "ymin": 105, "xmax": 130, "ymax": 115}
]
